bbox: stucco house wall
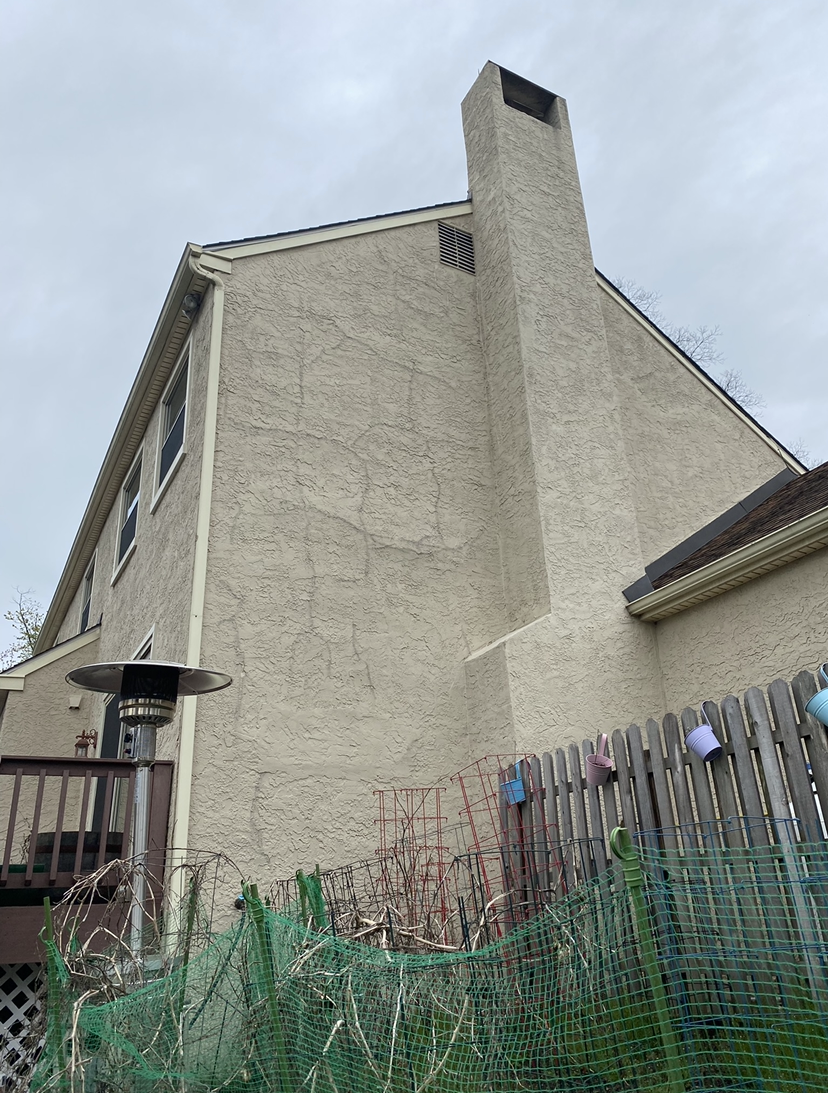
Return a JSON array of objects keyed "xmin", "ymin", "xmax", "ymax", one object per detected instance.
[
  {"xmin": 191, "ymin": 212, "xmax": 509, "ymax": 876},
  {"xmin": 0, "ymin": 637, "xmax": 100, "ymax": 758},
  {"xmin": 654, "ymin": 548, "xmax": 828, "ymax": 711},
  {"xmin": 599, "ymin": 286, "xmax": 792, "ymax": 564}
]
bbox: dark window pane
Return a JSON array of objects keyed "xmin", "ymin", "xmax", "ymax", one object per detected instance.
[
  {"xmin": 159, "ymin": 405, "xmax": 185, "ymax": 481},
  {"xmin": 164, "ymin": 366, "xmax": 187, "ymax": 438},
  {"xmin": 118, "ymin": 503, "xmax": 137, "ymax": 561},
  {"xmin": 124, "ymin": 464, "xmax": 141, "ymax": 512},
  {"xmin": 80, "ymin": 601, "xmax": 90, "ymax": 632}
]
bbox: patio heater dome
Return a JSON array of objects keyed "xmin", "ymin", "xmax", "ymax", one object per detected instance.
[{"xmin": 67, "ymin": 660, "xmax": 232, "ymax": 762}]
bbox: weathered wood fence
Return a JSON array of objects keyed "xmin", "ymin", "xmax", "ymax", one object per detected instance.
[{"xmin": 502, "ymin": 667, "xmax": 828, "ymax": 894}]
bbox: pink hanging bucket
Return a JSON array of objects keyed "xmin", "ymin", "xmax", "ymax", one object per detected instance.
[{"xmin": 586, "ymin": 734, "xmax": 613, "ymax": 785}]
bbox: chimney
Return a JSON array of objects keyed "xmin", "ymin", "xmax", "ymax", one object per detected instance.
[{"xmin": 461, "ymin": 63, "xmax": 660, "ymax": 746}]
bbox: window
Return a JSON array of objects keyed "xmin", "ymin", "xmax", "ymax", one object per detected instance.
[
  {"xmin": 79, "ymin": 559, "xmax": 95, "ymax": 632},
  {"xmin": 159, "ymin": 358, "xmax": 188, "ymax": 484},
  {"xmin": 118, "ymin": 459, "xmax": 141, "ymax": 564}
]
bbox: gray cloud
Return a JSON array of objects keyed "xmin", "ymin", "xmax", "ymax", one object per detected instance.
[{"xmin": 2, "ymin": 0, "xmax": 826, "ymax": 646}]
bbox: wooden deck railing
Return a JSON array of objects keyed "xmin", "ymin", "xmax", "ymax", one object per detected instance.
[{"xmin": 0, "ymin": 756, "xmax": 173, "ymax": 891}]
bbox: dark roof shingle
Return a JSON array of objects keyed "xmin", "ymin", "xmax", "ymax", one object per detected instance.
[{"xmin": 653, "ymin": 461, "xmax": 828, "ymax": 589}]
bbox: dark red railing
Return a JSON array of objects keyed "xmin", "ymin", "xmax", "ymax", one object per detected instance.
[{"xmin": 0, "ymin": 756, "xmax": 173, "ymax": 890}]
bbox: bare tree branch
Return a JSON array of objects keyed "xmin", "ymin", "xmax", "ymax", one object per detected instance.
[
  {"xmin": 1, "ymin": 589, "xmax": 44, "ymax": 670},
  {"xmin": 610, "ymin": 276, "xmax": 765, "ymax": 414}
]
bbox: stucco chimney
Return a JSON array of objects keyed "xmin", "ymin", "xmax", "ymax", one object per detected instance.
[{"xmin": 462, "ymin": 63, "xmax": 660, "ymax": 747}]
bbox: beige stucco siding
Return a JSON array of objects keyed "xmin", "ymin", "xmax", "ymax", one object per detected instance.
[
  {"xmin": 0, "ymin": 639, "xmax": 100, "ymax": 757},
  {"xmin": 655, "ymin": 547, "xmax": 828, "ymax": 711},
  {"xmin": 600, "ymin": 289, "xmax": 791, "ymax": 564},
  {"xmin": 49, "ymin": 300, "xmax": 213, "ymax": 762},
  {"xmin": 192, "ymin": 214, "xmax": 508, "ymax": 877}
]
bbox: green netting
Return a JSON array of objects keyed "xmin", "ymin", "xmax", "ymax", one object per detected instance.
[{"xmin": 33, "ymin": 835, "xmax": 828, "ymax": 1093}]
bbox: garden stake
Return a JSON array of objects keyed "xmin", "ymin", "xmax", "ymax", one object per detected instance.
[
  {"xmin": 610, "ymin": 826, "xmax": 686, "ymax": 1093},
  {"xmin": 42, "ymin": 897, "xmax": 70, "ymax": 1089},
  {"xmin": 244, "ymin": 882, "xmax": 294, "ymax": 1093}
]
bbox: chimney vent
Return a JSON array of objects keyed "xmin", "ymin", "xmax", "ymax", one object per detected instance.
[{"xmin": 499, "ymin": 66, "xmax": 558, "ymax": 126}]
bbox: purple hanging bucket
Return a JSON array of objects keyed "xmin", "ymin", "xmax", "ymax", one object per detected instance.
[
  {"xmin": 586, "ymin": 734, "xmax": 613, "ymax": 785},
  {"xmin": 685, "ymin": 723, "xmax": 722, "ymax": 762}
]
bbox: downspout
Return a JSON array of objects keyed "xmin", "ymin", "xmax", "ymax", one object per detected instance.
[{"xmin": 170, "ymin": 254, "xmax": 226, "ymax": 893}]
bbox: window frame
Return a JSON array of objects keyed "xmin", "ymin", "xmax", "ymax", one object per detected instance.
[
  {"xmin": 112, "ymin": 449, "xmax": 143, "ymax": 582},
  {"xmin": 151, "ymin": 343, "xmax": 191, "ymax": 512},
  {"xmin": 79, "ymin": 553, "xmax": 96, "ymax": 633}
]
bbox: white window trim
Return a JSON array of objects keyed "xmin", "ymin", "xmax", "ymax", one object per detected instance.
[
  {"xmin": 112, "ymin": 447, "xmax": 143, "ymax": 584},
  {"xmin": 79, "ymin": 550, "xmax": 97, "ymax": 633},
  {"xmin": 151, "ymin": 342, "xmax": 191, "ymax": 511},
  {"xmin": 133, "ymin": 627, "xmax": 155, "ymax": 659},
  {"xmin": 111, "ymin": 538, "xmax": 136, "ymax": 586},
  {"xmin": 149, "ymin": 446, "xmax": 186, "ymax": 513}
]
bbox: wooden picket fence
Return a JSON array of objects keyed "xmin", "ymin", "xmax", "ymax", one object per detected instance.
[{"xmin": 503, "ymin": 666, "xmax": 828, "ymax": 893}]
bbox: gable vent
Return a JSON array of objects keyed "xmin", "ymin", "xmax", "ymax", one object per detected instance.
[{"xmin": 438, "ymin": 223, "xmax": 475, "ymax": 275}]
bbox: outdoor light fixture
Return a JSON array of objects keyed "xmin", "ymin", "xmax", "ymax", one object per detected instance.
[
  {"xmin": 73, "ymin": 729, "xmax": 98, "ymax": 758},
  {"xmin": 66, "ymin": 660, "xmax": 232, "ymax": 951},
  {"xmin": 181, "ymin": 292, "xmax": 202, "ymax": 318}
]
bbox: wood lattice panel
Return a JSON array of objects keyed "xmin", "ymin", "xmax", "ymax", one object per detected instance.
[{"xmin": 0, "ymin": 963, "xmax": 42, "ymax": 1089}]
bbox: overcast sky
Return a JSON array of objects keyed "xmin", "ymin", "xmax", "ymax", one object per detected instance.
[{"xmin": 1, "ymin": 0, "xmax": 827, "ymax": 652}]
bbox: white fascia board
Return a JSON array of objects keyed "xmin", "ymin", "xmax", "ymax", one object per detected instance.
[
  {"xmin": 35, "ymin": 245, "xmax": 229, "ymax": 654},
  {"xmin": 596, "ymin": 276, "xmax": 805, "ymax": 474},
  {"xmin": 627, "ymin": 505, "xmax": 828, "ymax": 622},
  {"xmin": 0, "ymin": 626, "xmax": 100, "ymax": 690},
  {"xmin": 215, "ymin": 203, "xmax": 473, "ymax": 259}
]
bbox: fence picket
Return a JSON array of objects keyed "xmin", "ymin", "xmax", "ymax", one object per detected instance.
[
  {"xmin": 541, "ymin": 752, "xmax": 558, "ymax": 842},
  {"xmin": 600, "ymin": 766, "xmax": 619, "ymax": 839},
  {"xmin": 662, "ymin": 714, "xmax": 695, "ymax": 833},
  {"xmin": 555, "ymin": 749, "xmax": 576, "ymax": 891},
  {"xmin": 701, "ymin": 701, "xmax": 743, "ymax": 848},
  {"xmin": 680, "ymin": 707, "xmax": 718, "ymax": 829},
  {"xmin": 645, "ymin": 718, "xmax": 676, "ymax": 847},
  {"xmin": 581, "ymin": 739, "xmax": 608, "ymax": 871},
  {"xmin": 529, "ymin": 755, "xmax": 548, "ymax": 896},
  {"xmin": 612, "ymin": 729, "xmax": 636, "ymax": 832},
  {"xmin": 768, "ymin": 679, "xmax": 822, "ymax": 842},
  {"xmin": 626, "ymin": 724, "xmax": 657, "ymax": 838},
  {"xmin": 720, "ymin": 695, "xmax": 769, "ymax": 845},
  {"xmin": 568, "ymin": 744, "xmax": 593, "ymax": 879},
  {"xmin": 791, "ymin": 670, "xmax": 828, "ymax": 839}
]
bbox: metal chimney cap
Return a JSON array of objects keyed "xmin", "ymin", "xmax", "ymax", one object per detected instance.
[{"xmin": 66, "ymin": 660, "xmax": 233, "ymax": 697}]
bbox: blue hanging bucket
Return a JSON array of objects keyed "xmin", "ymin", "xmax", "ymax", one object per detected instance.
[
  {"xmin": 805, "ymin": 664, "xmax": 828, "ymax": 727},
  {"xmin": 500, "ymin": 761, "xmax": 526, "ymax": 805}
]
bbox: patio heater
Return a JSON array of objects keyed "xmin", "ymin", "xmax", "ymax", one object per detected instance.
[{"xmin": 66, "ymin": 660, "xmax": 232, "ymax": 951}]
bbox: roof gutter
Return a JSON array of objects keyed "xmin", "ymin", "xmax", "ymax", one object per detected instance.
[
  {"xmin": 168, "ymin": 256, "xmax": 227, "ymax": 904},
  {"xmin": 627, "ymin": 503, "xmax": 828, "ymax": 622},
  {"xmin": 35, "ymin": 245, "xmax": 231, "ymax": 654}
]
